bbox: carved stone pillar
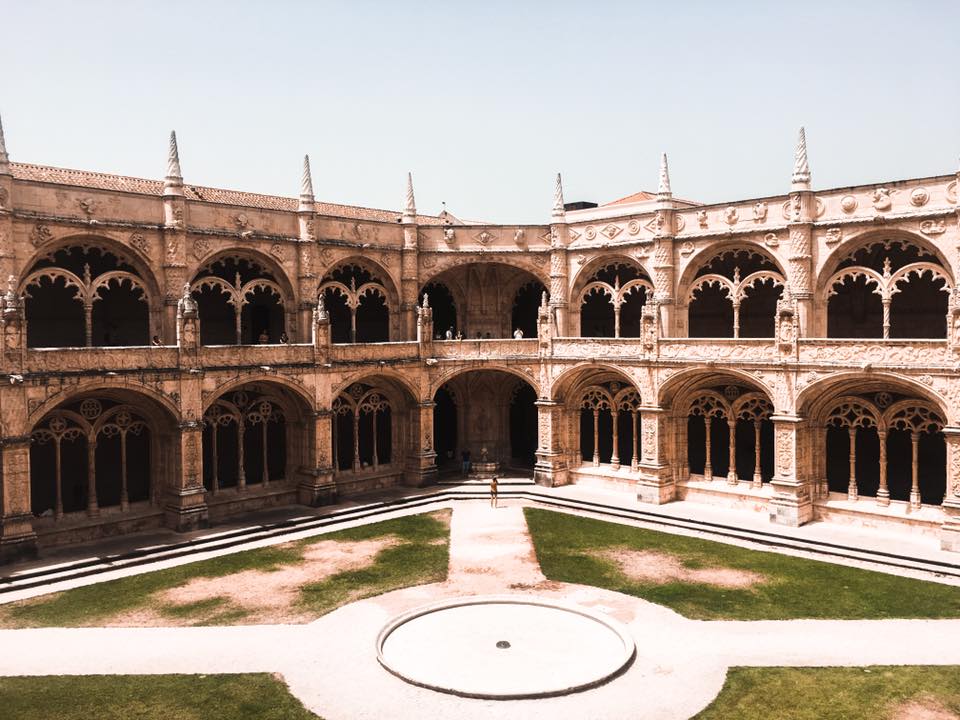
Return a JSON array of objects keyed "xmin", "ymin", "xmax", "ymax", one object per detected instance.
[
  {"xmin": 939, "ymin": 427, "xmax": 960, "ymax": 551},
  {"xmin": 534, "ymin": 400, "xmax": 568, "ymax": 487},
  {"xmin": 401, "ymin": 214, "xmax": 419, "ymax": 341},
  {"xmin": 786, "ymin": 210, "xmax": 814, "ymax": 336},
  {"xmin": 299, "ymin": 409, "xmax": 337, "ymax": 506},
  {"xmin": 405, "ymin": 400, "xmax": 437, "ymax": 487},
  {"xmin": 636, "ymin": 407, "xmax": 675, "ymax": 504},
  {"xmin": 652, "ymin": 234, "xmax": 675, "ymax": 336},
  {"xmin": 549, "ymin": 223, "xmax": 569, "ymax": 336},
  {"xmin": 164, "ymin": 420, "xmax": 209, "ymax": 532},
  {"xmin": 768, "ymin": 414, "xmax": 813, "ymax": 526},
  {"xmin": 0, "ymin": 435, "xmax": 37, "ymax": 563}
]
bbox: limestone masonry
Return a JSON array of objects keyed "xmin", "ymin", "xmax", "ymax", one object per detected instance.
[{"xmin": 1, "ymin": 118, "xmax": 959, "ymax": 562}]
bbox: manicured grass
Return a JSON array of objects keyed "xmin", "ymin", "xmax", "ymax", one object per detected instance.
[
  {"xmin": 0, "ymin": 510, "xmax": 450, "ymax": 628},
  {"xmin": 524, "ymin": 508, "xmax": 960, "ymax": 620},
  {"xmin": 694, "ymin": 666, "xmax": 960, "ymax": 719},
  {"xmin": 0, "ymin": 673, "xmax": 321, "ymax": 720}
]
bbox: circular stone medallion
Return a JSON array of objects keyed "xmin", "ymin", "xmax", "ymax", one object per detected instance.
[{"xmin": 376, "ymin": 595, "xmax": 636, "ymax": 699}]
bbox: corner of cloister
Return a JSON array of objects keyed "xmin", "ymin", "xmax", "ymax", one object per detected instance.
[{"xmin": 2, "ymin": 120, "xmax": 960, "ymax": 564}]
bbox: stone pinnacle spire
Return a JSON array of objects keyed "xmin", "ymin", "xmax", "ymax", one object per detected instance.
[
  {"xmin": 791, "ymin": 127, "xmax": 811, "ymax": 190},
  {"xmin": 299, "ymin": 154, "xmax": 315, "ymax": 212},
  {"xmin": 402, "ymin": 172, "xmax": 416, "ymax": 221},
  {"xmin": 657, "ymin": 152, "xmax": 672, "ymax": 201},
  {"xmin": 0, "ymin": 111, "xmax": 9, "ymax": 175},
  {"xmin": 552, "ymin": 173, "xmax": 565, "ymax": 219},
  {"xmin": 164, "ymin": 130, "xmax": 184, "ymax": 196}
]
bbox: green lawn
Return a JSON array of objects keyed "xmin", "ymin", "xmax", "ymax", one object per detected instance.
[
  {"xmin": 0, "ymin": 674, "xmax": 321, "ymax": 720},
  {"xmin": 694, "ymin": 666, "xmax": 960, "ymax": 719},
  {"xmin": 524, "ymin": 507, "xmax": 960, "ymax": 620},
  {"xmin": 0, "ymin": 510, "xmax": 450, "ymax": 628}
]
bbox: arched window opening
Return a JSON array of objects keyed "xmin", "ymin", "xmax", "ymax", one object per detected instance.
[
  {"xmin": 319, "ymin": 264, "xmax": 390, "ymax": 343},
  {"xmin": 578, "ymin": 262, "xmax": 652, "ymax": 338},
  {"xmin": 511, "ymin": 282, "xmax": 546, "ymax": 339},
  {"xmin": 191, "ymin": 257, "xmax": 285, "ymax": 345},
  {"xmin": 822, "ymin": 394, "xmax": 944, "ymax": 508},
  {"xmin": 23, "ymin": 246, "xmax": 151, "ymax": 348},
  {"xmin": 509, "ymin": 382, "xmax": 538, "ymax": 467},
  {"xmin": 686, "ymin": 387, "xmax": 773, "ymax": 485},
  {"xmin": 827, "ymin": 240, "xmax": 950, "ymax": 339},
  {"xmin": 203, "ymin": 389, "xmax": 286, "ymax": 492},
  {"xmin": 30, "ymin": 399, "xmax": 154, "ymax": 519},
  {"xmin": 331, "ymin": 384, "xmax": 393, "ymax": 473},
  {"xmin": 688, "ymin": 250, "xmax": 783, "ymax": 338},
  {"xmin": 578, "ymin": 382, "xmax": 642, "ymax": 470},
  {"xmin": 421, "ymin": 283, "xmax": 457, "ymax": 339},
  {"xmin": 433, "ymin": 385, "xmax": 458, "ymax": 470}
]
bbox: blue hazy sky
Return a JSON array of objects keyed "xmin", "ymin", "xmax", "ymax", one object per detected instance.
[{"xmin": 1, "ymin": 1, "xmax": 957, "ymax": 223}]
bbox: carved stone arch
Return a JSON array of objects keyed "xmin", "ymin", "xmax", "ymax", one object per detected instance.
[
  {"xmin": 421, "ymin": 254, "xmax": 550, "ymax": 289},
  {"xmin": 817, "ymin": 228, "xmax": 954, "ymax": 292},
  {"xmin": 657, "ymin": 367, "xmax": 775, "ymax": 414},
  {"xmin": 430, "ymin": 364, "xmax": 540, "ymax": 400},
  {"xmin": 569, "ymin": 254, "xmax": 655, "ymax": 304},
  {"xmin": 687, "ymin": 391, "xmax": 731, "ymax": 419},
  {"xmin": 21, "ymin": 232, "xmax": 164, "ymax": 308},
  {"xmin": 332, "ymin": 369, "xmax": 421, "ymax": 405},
  {"xmin": 190, "ymin": 247, "xmax": 298, "ymax": 308},
  {"xmin": 732, "ymin": 392, "xmax": 774, "ymax": 420},
  {"xmin": 202, "ymin": 374, "xmax": 316, "ymax": 416},
  {"xmin": 549, "ymin": 363, "xmax": 640, "ymax": 405},
  {"xmin": 676, "ymin": 240, "xmax": 786, "ymax": 299},
  {"xmin": 882, "ymin": 399, "xmax": 946, "ymax": 434},
  {"xmin": 796, "ymin": 372, "xmax": 951, "ymax": 425},
  {"xmin": 320, "ymin": 255, "xmax": 400, "ymax": 308},
  {"xmin": 26, "ymin": 381, "xmax": 182, "ymax": 436},
  {"xmin": 823, "ymin": 396, "xmax": 880, "ymax": 429}
]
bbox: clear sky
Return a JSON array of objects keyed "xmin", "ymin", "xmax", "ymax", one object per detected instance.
[{"xmin": 1, "ymin": 1, "xmax": 957, "ymax": 223}]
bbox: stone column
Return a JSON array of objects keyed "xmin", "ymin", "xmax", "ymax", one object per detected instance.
[
  {"xmin": 877, "ymin": 429, "xmax": 890, "ymax": 506},
  {"xmin": 0, "ymin": 435, "xmax": 37, "ymax": 563},
  {"xmin": 298, "ymin": 409, "xmax": 337, "ymax": 506},
  {"xmin": 636, "ymin": 407, "xmax": 675, "ymax": 504},
  {"xmin": 534, "ymin": 400, "xmax": 568, "ymax": 487},
  {"xmin": 405, "ymin": 400, "xmax": 437, "ymax": 487},
  {"xmin": 401, "ymin": 190, "xmax": 420, "ymax": 341},
  {"xmin": 163, "ymin": 419, "xmax": 209, "ymax": 532},
  {"xmin": 768, "ymin": 414, "xmax": 813, "ymax": 526},
  {"xmin": 0, "ymin": 164, "xmax": 14, "ymax": 283},
  {"xmin": 787, "ymin": 206, "xmax": 814, "ymax": 336},
  {"xmin": 939, "ymin": 427, "xmax": 960, "ymax": 551}
]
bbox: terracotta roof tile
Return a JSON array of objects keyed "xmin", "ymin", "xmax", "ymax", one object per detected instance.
[{"xmin": 10, "ymin": 162, "xmax": 446, "ymax": 225}]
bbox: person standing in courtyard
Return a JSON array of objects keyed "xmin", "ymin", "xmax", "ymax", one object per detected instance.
[{"xmin": 490, "ymin": 475, "xmax": 498, "ymax": 508}]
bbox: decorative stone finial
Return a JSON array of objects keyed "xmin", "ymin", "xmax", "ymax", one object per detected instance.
[
  {"xmin": 3, "ymin": 274, "xmax": 18, "ymax": 312},
  {"xmin": 552, "ymin": 173, "xmax": 565, "ymax": 219},
  {"xmin": 299, "ymin": 154, "xmax": 315, "ymax": 212},
  {"xmin": 403, "ymin": 172, "xmax": 416, "ymax": 221},
  {"xmin": 0, "ymin": 112, "xmax": 9, "ymax": 175},
  {"xmin": 164, "ymin": 131, "xmax": 184, "ymax": 196},
  {"xmin": 791, "ymin": 127, "xmax": 811, "ymax": 190},
  {"xmin": 657, "ymin": 152, "xmax": 672, "ymax": 201},
  {"xmin": 422, "ymin": 292, "xmax": 429, "ymax": 309}
]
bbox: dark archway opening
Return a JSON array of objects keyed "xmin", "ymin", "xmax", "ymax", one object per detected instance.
[
  {"xmin": 689, "ymin": 284, "xmax": 734, "ymax": 337},
  {"xmin": 581, "ymin": 290, "xmax": 614, "ymax": 338},
  {"xmin": 827, "ymin": 276, "xmax": 883, "ymax": 338},
  {"xmin": 25, "ymin": 276, "xmax": 84, "ymax": 348},
  {"xmin": 511, "ymin": 282, "xmax": 544, "ymax": 339},
  {"xmin": 433, "ymin": 386, "xmax": 458, "ymax": 469},
  {"xmin": 241, "ymin": 288, "xmax": 284, "ymax": 344},
  {"xmin": 620, "ymin": 287, "xmax": 647, "ymax": 338},
  {"xmin": 890, "ymin": 277, "xmax": 948, "ymax": 339},
  {"xmin": 509, "ymin": 383, "xmax": 537, "ymax": 467},
  {"xmin": 687, "ymin": 415, "xmax": 706, "ymax": 474},
  {"xmin": 739, "ymin": 280, "xmax": 782, "ymax": 338},
  {"xmin": 356, "ymin": 292, "xmax": 389, "ymax": 343},
  {"xmin": 422, "ymin": 283, "xmax": 457, "ymax": 339},
  {"xmin": 324, "ymin": 289, "xmax": 353, "ymax": 344}
]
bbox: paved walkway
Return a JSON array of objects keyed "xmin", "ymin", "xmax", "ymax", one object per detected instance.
[{"xmin": 3, "ymin": 502, "xmax": 960, "ymax": 718}]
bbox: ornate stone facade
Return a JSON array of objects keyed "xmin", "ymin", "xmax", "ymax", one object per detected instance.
[{"xmin": 1, "ymin": 124, "xmax": 960, "ymax": 562}]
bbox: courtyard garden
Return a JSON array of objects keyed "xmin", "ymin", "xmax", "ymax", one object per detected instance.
[
  {"xmin": 523, "ymin": 507, "xmax": 960, "ymax": 620},
  {"xmin": 0, "ymin": 510, "xmax": 450, "ymax": 628}
]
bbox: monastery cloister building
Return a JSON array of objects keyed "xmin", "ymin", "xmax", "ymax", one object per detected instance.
[{"xmin": 0, "ymin": 119, "xmax": 959, "ymax": 562}]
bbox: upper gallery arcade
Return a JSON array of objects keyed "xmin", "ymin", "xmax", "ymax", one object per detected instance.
[{"xmin": 0, "ymin": 113, "xmax": 959, "ymax": 562}]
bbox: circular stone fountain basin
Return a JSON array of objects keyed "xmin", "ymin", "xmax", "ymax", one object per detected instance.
[{"xmin": 376, "ymin": 595, "xmax": 636, "ymax": 699}]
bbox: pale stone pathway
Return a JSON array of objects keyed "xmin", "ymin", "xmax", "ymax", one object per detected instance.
[{"xmin": 3, "ymin": 501, "xmax": 960, "ymax": 719}]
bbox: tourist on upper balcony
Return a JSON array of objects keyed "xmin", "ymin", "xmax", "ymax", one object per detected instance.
[
  {"xmin": 279, "ymin": 332, "xmax": 289, "ymax": 344},
  {"xmin": 445, "ymin": 327, "xmax": 453, "ymax": 340},
  {"xmin": 455, "ymin": 330, "xmax": 463, "ymax": 340},
  {"xmin": 257, "ymin": 329, "xmax": 269, "ymax": 344},
  {"xmin": 513, "ymin": 328, "xmax": 523, "ymax": 339},
  {"xmin": 151, "ymin": 335, "xmax": 162, "ymax": 347},
  {"xmin": 484, "ymin": 332, "xmax": 491, "ymax": 339}
]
